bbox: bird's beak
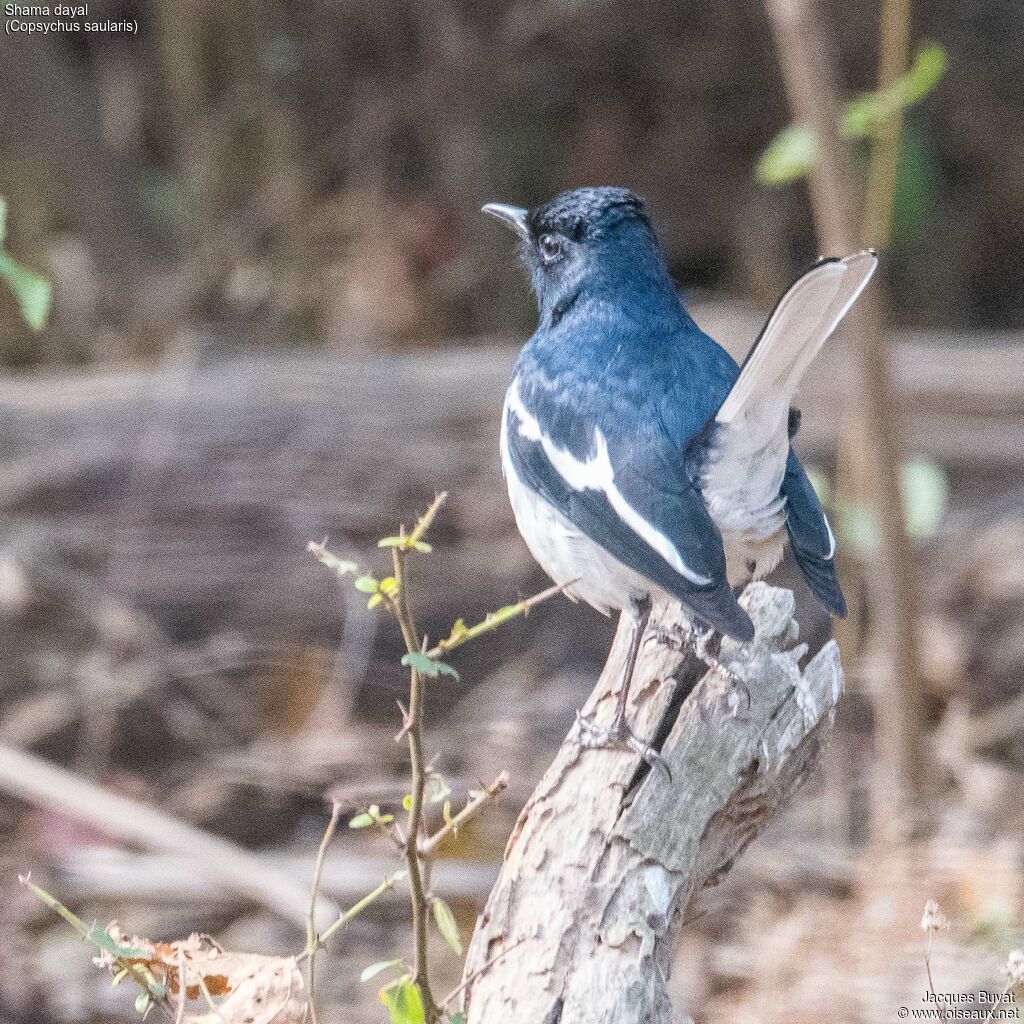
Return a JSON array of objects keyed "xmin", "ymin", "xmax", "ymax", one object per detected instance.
[{"xmin": 481, "ymin": 203, "xmax": 530, "ymax": 239}]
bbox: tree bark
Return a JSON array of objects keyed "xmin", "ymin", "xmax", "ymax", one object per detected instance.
[{"xmin": 460, "ymin": 583, "xmax": 843, "ymax": 1023}]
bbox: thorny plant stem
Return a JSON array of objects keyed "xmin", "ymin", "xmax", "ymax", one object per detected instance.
[
  {"xmin": 421, "ymin": 772, "xmax": 509, "ymax": 859},
  {"xmin": 439, "ymin": 936, "xmax": 526, "ymax": 1011},
  {"xmin": 390, "ymin": 541, "xmax": 439, "ymax": 1022},
  {"xmin": 309, "ymin": 496, "xmax": 521, "ymax": 1021},
  {"xmin": 305, "ymin": 800, "xmax": 342, "ymax": 1024},
  {"xmin": 304, "ymin": 873, "xmax": 402, "ymax": 954},
  {"xmin": 426, "ymin": 579, "xmax": 575, "ymax": 659}
]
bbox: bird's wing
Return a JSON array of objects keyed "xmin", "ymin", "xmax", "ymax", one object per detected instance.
[
  {"xmin": 715, "ymin": 251, "xmax": 878, "ymax": 430},
  {"xmin": 781, "ymin": 451, "xmax": 847, "ymax": 617},
  {"xmin": 505, "ymin": 375, "xmax": 754, "ymax": 640}
]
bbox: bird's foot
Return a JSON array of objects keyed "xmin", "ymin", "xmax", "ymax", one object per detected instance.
[
  {"xmin": 647, "ymin": 623, "xmax": 750, "ymax": 718},
  {"xmin": 699, "ymin": 671, "xmax": 750, "ymax": 720},
  {"xmin": 575, "ymin": 710, "xmax": 672, "ymax": 781}
]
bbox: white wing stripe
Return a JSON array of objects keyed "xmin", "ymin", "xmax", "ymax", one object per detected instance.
[
  {"xmin": 822, "ymin": 511, "xmax": 836, "ymax": 561},
  {"xmin": 506, "ymin": 381, "xmax": 713, "ymax": 586}
]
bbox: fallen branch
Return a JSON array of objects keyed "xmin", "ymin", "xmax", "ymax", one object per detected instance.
[
  {"xmin": 56, "ymin": 849, "xmax": 499, "ymax": 906},
  {"xmin": 0, "ymin": 742, "xmax": 327, "ymax": 928},
  {"xmin": 460, "ymin": 583, "xmax": 843, "ymax": 1022}
]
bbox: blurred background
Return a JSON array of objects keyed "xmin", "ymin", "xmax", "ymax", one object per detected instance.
[{"xmin": 0, "ymin": 0, "xmax": 1022, "ymax": 1021}]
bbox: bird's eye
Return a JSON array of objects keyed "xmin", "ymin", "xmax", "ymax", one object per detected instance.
[{"xmin": 538, "ymin": 233, "xmax": 564, "ymax": 264}]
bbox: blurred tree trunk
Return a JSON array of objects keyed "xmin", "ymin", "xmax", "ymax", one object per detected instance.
[{"xmin": 763, "ymin": 0, "xmax": 927, "ymax": 837}]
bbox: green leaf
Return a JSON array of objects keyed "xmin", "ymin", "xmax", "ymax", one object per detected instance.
[
  {"xmin": 757, "ymin": 41, "xmax": 947, "ymax": 189},
  {"xmin": 432, "ymin": 897, "xmax": 463, "ymax": 955},
  {"xmin": 902, "ymin": 458, "xmax": 948, "ymax": 539},
  {"xmin": 367, "ymin": 593, "xmax": 384, "ymax": 609},
  {"xmin": 834, "ymin": 458, "xmax": 947, "ymax": 554},
  {"xmin": 134, "ymin": 992, "xmax": 151, "ymax": 1015},
  {"xmin": 402, "ymin": 794, "xmax": 413, "ymax": 812},
  {"xmin": 837, "ymin": 498, "xmax": 879, "ymax": 554},
  {"xmin": 411, "ymin": 540, "xmax": 432, "ymax": 553},
  {"xmin": 360, "ymin": 959, "xmax": 404, "ymax": 983},
  {"xmin": 354, "ymin": 575, "xmax": 379, "ymax": 594},
  {"xmin": 379, "ymin": 976, "xmax": 425, "ymax": 1024},
  {"xmin": 843, "ymin": 41, "xmax": 947, "ymax": 138},
  {"xmin": 755, "ymin": 124, "xmax": 817, "ymax": 184},
  {"xmin": 377, "ymin": 536, "xmax": 405, "ymax": 548},
  {"xmin": 900, "ymin": 41, "xmax": 948, "ymax": 104},
  {"xmin": 400, "ymin": 651, "xmax": 459, "ymax": 680},
  {"xmin": 0, "ymin": 252, "xmax": 51, "ymax": 331},
  {"xmin": 349, "ymin": 812, "xmax": 374, "ymax": 829}
]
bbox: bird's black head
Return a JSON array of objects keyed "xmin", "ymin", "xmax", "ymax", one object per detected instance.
[{"xmin": 483, "ymin": 186, "xmax": 678, "ymax": 326}]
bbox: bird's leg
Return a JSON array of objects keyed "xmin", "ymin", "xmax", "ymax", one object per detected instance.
[
  {"xmin": 576, "ymin": 596, "xmax": 671, "ymax": 779},
  {"xmin": 646, "ymin": 621, "xmax": 750, "ymax": 716}
]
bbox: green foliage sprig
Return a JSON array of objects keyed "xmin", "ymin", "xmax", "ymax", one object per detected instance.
[
  {"xmin": 0, "ymin": 197, "xmax": 51, "ymax": 332},
  {"xmin": 308, "ymin": 492, "xmax": 567, "ymax": 1024},
  {"xmin": 756, "ymin": 41, "xmax": 947, "ymax": 186}
]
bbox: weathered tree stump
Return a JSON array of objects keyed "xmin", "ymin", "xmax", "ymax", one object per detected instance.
[{"xmin": 461, "ymin": 583, "xmax": 843, "ymax": 1023}]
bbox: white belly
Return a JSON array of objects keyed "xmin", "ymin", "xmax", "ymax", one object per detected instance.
[{"xmin": 501, "ymin": 419, "xmax": 649, "ymax": 616}]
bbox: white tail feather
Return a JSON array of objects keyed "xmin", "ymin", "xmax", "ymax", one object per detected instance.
[
  {"xmin": 702, "ymin": 251, "xmax": 877, "ymax": 581},
  {"xmin": 716, "ymin": 250, "xmax": 878, "ymax": 427}
]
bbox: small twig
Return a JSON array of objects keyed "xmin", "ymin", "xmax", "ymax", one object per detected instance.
[
  {"xmin": 924, "ymin": 930, "xmax": 949, "ymax": 1022},
  {"xmin": 394, "ymin": 699, "xmax": 413, "ymax": 742},
  {"xmin": 440, "ymin": 937, "xmax": 526, "ymax": 1011},
  {"xmin": 19, "ymin": 875, "xmax": 170, "ymax": 1008},
  {"xmin": 421, "ymin": 773, "xmax": 509, "ymax": 859},
  {"xmin": 305, "ymin": 800, "xmax": 342, "ymax": 1024},
  {"xmin": 195, "ymin": 973, "xmax": 227, "ymax": 1024},
  {"xmin": 174, "ymin": 946, "xmax": 187, "ymax": 1024},
  {"xmin": 408, "ymin": 493, "xmax": 448, "ymax": 548},
  {"xmin": 379, "ymin": 817, "xmax": 407, "ymax": 852},
  {"xmin": 983, "ymin": 982, "xmax": 1016, "ymax": 1024},
  {"xmin": 862, "ymin": 0, "xmax": 912, "ymax": 249},
  {"xmin": 301, "ymin": 872, "xmax": 405, "ymax": 957},
  {"xmin": 426, "ymin": 579, "xmax": 576, "ymax": 659}
]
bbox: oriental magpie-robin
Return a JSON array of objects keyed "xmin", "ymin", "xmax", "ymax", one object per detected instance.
[{"xmin": 483, "ymin": 186, "xmax": 875, "ymax": 766}]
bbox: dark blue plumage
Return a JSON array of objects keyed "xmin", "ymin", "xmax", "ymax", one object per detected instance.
[
  {"xmin": 483, "ymin": 186, "xmax": 874, "ymax": 762},
  {"xmin": 505, "ymin": 284, "xmax": 755, "ymax": 640}
]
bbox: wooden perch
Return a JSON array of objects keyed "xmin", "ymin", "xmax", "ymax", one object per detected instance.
[{"xmin": 460, "ymin": 583, "xmax": 843, "ymax": 1023}]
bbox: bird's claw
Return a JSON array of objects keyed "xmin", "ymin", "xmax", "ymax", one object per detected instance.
[
  {"xmin": 575, "ymin": 711, "xmax": 672, "ymax": 781},
  {"xmin": 647, "ymin": 623, "xmax": 750, "ymax": 713},
  {"xmin": 649, "ymin": 622, "xmax": 751, "ymax": 719},
  {"xmin": 696, "ymin": 674, "xmax": 751, "ymax": 725}
]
